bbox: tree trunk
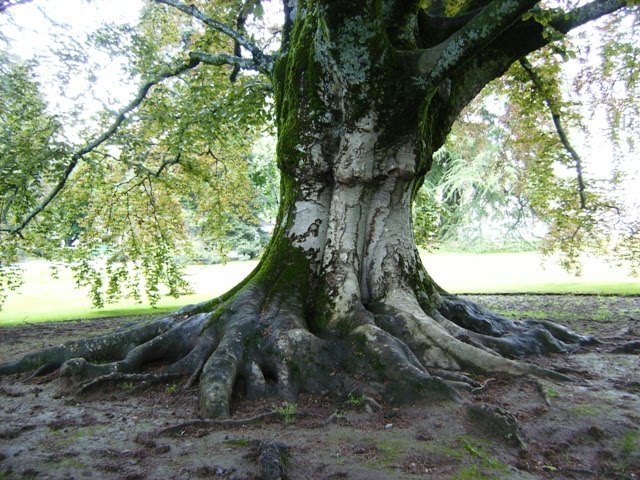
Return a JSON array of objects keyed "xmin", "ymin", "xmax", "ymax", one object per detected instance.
[{"xmin": 0, "ymin": 0, "xmax": 596, "ymax": 418}]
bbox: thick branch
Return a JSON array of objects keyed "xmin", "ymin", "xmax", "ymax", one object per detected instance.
[
  {"xmin": 407, "ymin": 0, "xmax": 539, "ymax": 88},
  {"xmin": 430, "ymin": 0, "xmax": 633, "ymax": 140},
  {"xmin": 551, "ymin": 0, "xmax": 630, "ymax": 33},
  {"xmin": 417, "ymin": 9, "xmax": 480, "ymax": 48},
  {"xmin": 153, "ymin": 0, "xmax": 273, "ymax": 75},
  {"xmin": 230, "ymin": 0, "xmax": 258, "ymax": 82},
  {"xmin": 519, "ymin": 58, "xmax": 587, "ymax": 209},
  {"xmin": 0, "ymin": 58, "xmax": 200, "ymax": 235}
]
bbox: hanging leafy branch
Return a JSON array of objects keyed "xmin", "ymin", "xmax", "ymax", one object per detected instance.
[
  {"xmin": 0, "ymin": 1, "xmax": 275, "ymax": 308},
  {"xmin": 519, "ymin": 57, "xmax": 587, "ymax": 210},
  {"xmin": 153, "ymin": 0, "xmax": 274, "ymax": 75},
  {"xmin": 0, "ymin": 56, "xmax": 201, "ymax": 236}
]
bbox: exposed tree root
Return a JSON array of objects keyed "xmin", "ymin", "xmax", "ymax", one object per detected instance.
[
  {"xmin": 467, "ymin": 402, "xmax": 527, "ymax": 450},
  {"xmin": 157, "ymin": 412, "xmax": 280, "ymax": 437},
  {"xmin": 257, "ymin": 441, "xmax": 289, "ymax": 480},
  {"xmin": 75, "ymin": 372, "xmax": 184, "ymax": 396},
  {"xmin": 0, "ymin": 278, "xmax": 598, "ymax": 419},
  {"xmin": 157, "ymin": 409, "xmax": 326, "ymax": 437},
  {"xmin": 610, "ymin": 340, "xmax": 640, "ymax": 354}
]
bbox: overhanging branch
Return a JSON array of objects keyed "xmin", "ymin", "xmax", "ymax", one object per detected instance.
[
  {"xmin": 406, "ymin": 0, "xmax": 539, "ymax": 88},
  {"xmin": 551, "ymin": 0, "xmax": 630, "ymax": 33},
  {"xmin": 430, "ymin": 0, "xmax": 633, "ymax": 142},
  {"xmin": 153, "ymin": 0, "xmax": 273, "ymax": 75},
  {"xmin": 0, "ymin": 58, "xmax": 201, "ymax": 236}
]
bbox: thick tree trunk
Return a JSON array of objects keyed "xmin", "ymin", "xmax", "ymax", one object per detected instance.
[{"xmin": 0, "ymin": 0, "xmax": 596, "ymax": 418}]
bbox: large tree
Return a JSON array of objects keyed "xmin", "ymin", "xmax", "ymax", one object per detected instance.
[{"xmin": 0, "ymin": 0, "xmax": 637, "ymax": 418}]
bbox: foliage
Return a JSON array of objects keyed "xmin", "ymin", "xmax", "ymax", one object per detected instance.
[
  {"xmin": 414, "ymin": 105, "xmax": 540, "ymax": 250},
  {"xmin": 0, "ymin": 2, "xmax": 274, "ymax": 308},
  {"xmin": 345, "ymin": 391, "xmax": 367, "ymax": 409},
  {"xmin": 414, "ymin": 32, "xmax": 640, "ymax": 272}
]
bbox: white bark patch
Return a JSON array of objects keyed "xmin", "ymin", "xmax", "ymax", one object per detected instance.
[
  {"xmin": 377, "ymin": 142, "xmax": 418, "ymax": 178},
  {"xmin": 364, "ymin": 174, "xmax": 417, "ymax": 299},
  {"xmin": 334, "ymin": 112, "xmax": 377, "ymax": 183},
  {"xmin": 288, "ymin": 191, "xmax": 330, "ymax": 265}
]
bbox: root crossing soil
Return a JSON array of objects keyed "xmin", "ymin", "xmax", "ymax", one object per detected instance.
[{"xmin": 0, "ymin": 295, "xmax": 638, "ymax": 479}]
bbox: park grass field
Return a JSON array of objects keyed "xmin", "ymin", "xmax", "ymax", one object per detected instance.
[{"xmin": 0, "ymin": 252, "xmax": 638, "ymax": 325}]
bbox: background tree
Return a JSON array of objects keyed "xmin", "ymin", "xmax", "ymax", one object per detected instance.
[{"xmin": 0, "ymin": 0, "xmax": 638, "ymax": 418}]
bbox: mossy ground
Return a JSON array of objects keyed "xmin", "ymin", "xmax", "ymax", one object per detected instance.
[{"xmin": 0, "ymin": 294, "xmax": 638, "ymax": 479}]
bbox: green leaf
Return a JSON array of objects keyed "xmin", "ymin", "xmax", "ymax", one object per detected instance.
[{"xmin": 253, "ymin": 1, "xmax": 264, "ymax": 19}]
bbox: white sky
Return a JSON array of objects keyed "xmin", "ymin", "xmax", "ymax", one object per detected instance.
[{"xmin": 1, "ymin": 0, "xmax": 143, "ymax": 132}]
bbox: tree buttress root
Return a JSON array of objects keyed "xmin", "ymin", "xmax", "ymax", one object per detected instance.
[{"xmin": 0, "ymin": 285, "xmax": 596, "ymax": 418}]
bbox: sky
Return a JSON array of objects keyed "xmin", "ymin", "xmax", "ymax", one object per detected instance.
[{"xmin": 1, "ymin": 0, "xmax": 143, "ymax": 130}]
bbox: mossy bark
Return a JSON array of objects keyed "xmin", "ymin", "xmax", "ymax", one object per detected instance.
[{"xmin": 0, "ymin": 0, "xmax": 597, "ymax": 418}]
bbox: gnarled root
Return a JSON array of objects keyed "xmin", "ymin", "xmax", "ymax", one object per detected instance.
[{"xmin": 0, "ymin": 281, "xmax": 595, "ymax": 418}]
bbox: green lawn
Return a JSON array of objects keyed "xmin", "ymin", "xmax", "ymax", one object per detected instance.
[
  {"xmin": 0, "ymin": 252, "xmax": 637, "ymax": 325},
  {"xmin": 423, "ymin": 251, "xmax": 639, "ymax": 295}
]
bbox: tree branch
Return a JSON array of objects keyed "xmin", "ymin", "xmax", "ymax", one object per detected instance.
[
  {"xmin": 406, "ymin": 0, "xmax": 539, "ymax": 88},
  {"xmin": 0, "ymin": 0, "xmax": 32, "ymax": 13},
  {"xmin": 153, "ymin": 0, "xmax": 273, "ymax": 75},
  {"xmin": 519, "ymin": 57, "xmax": 587, "ymax": 209},
  {"xmin": 428, "ymin": 0, "xmax": 633, "ymax": 143},
  {"xmin": 550, "ymin": 0, "xmax": 631, "ymax": 34},
  {"xmin": 230, "ymin": 0, "xmax": 259, "ymax": 82},
  {"xmin": 188, "ymin": 50, "xmax": 258, "ymax": 70},
  {"xmin": 0, "ymin": 58, "xmax": 200, "ymax": 235}
]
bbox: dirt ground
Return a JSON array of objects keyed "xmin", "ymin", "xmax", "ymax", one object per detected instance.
[{"xmin": 0, "ymin": 295, "xmax": 638, "ymax": 479}]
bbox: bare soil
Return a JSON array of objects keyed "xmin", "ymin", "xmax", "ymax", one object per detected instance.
[{"xmin": 0, "ymin": 295, "xmax": 639, "ymax": 479}]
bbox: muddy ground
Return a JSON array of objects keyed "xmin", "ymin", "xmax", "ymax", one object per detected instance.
[{"xmin": 0, "ymin": 295, "xmax": 638, "ymax": 479}]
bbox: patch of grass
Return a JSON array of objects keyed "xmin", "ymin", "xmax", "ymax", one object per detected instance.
[
  {"xmin": 273, "ymin": 402, "xmax": 297, "ymax": 424},
  {"xmin": 225, "ymin": 438, "xmax": 253, "ymax": 448},
  {"xmin": 459, "ymin": 438, "xmax": 508, "ymax": 472},
  {"xmin": 619, "ymin": 431, "xmax": 640, "ymax": 456},
  {"xmin": 345, "ymin": 391, "xmax": 367, "ymax": 409},
  {"xmin": 422, "ymin": 252, "xmax": 640, "ymax": 295},
  {"xmin": 454, "ymin": 464, "xmax": 500, "ymax": 480},
  {"xmin": 420, "ymin": 441, "xmax": 465, "ymax": 460},
  {"xmin": 45, "ymin": 457, "xmax": 88, "ymax": 470},
  {"xmin": 565, "ymin": 404, "xmax": 604, "ymax": 416},
  {"xmin": 0, "ymin": 260, "xmax": 257, "ymax": 325},
  {"xmin": 376, "ymin": 438, "xmax": 407, "ymax": 466},
  {"xmin": 165, "ymin": 383, "xmax": 179, "ymax": 394},
  {"xmin": 492, "ymin": 309, "xmax": 553, "ymax": 320},
  {"xmin": 2, "ymin": 254, "xmax": 638, "ymax": 326}
]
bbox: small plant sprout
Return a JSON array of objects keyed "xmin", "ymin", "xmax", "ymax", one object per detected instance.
[
  {"xmin": 165, "ymin": 383, "xmax": 179, "ymax": 394},
  {"xmin": 274, "ymin": 402, "xmax": 297, "ymax": 424},
  {"xmin": 346, "ymin": 391, "xmax": 367, "ymax": 409}
]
